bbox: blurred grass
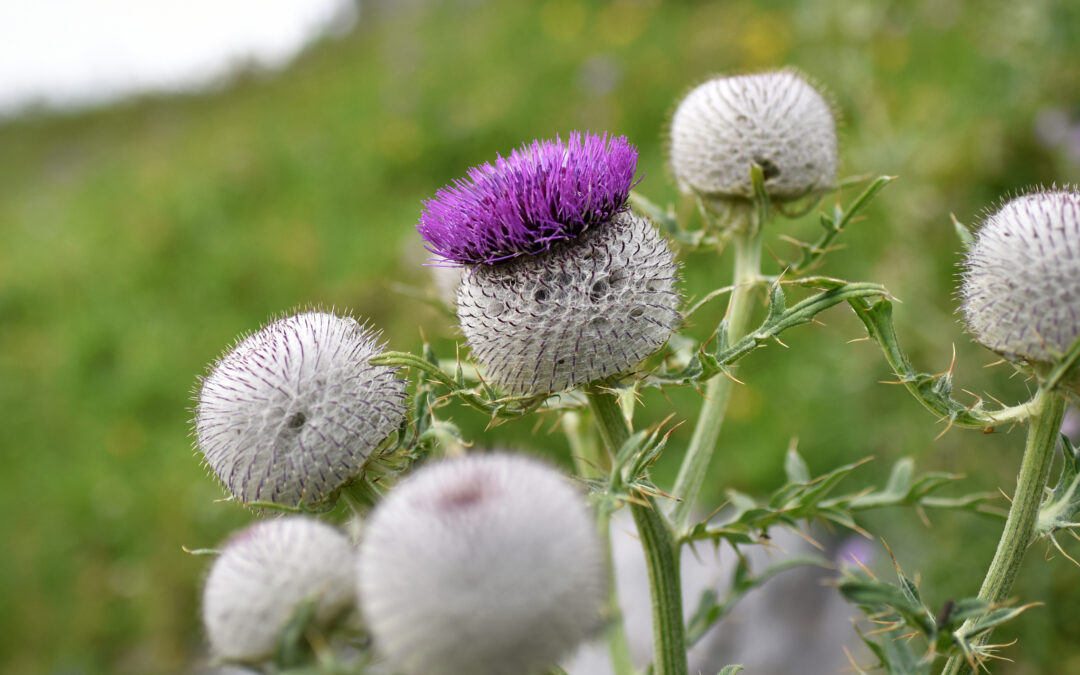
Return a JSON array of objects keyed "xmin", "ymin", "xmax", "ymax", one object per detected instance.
[{"xmin": 1, "ymin": 0, "xmax": 1079, "ymax": 672}]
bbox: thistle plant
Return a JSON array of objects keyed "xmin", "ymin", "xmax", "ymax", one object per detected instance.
[
  {"xmin": 423, "ymin": 132, "xmax": 681, "ymax": 397},
  {"xmin": 183, "ymin": 69, "xmax": 1080, "ymax": 675}
]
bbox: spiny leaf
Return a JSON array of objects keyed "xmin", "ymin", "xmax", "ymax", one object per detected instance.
[{"xmin": 848, "ymin": 297, "xmax": 1037, "ymax": 429}]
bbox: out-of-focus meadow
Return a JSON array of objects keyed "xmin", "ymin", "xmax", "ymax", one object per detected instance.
[{"xmin": 2, "ymin": 1, "xmax": 1080, "ymax": 672}]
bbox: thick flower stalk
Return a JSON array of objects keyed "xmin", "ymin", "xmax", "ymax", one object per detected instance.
[
  {"xmin": 669, "ymin": 70, "xmax": 838, "ymax": 202},
  {"xmin": 960, "ymin": 189, "xmax": 1080, "ymax": 392},
  {"xmin": 358, "ymin": 452, "xmax": 605, "ymax": 675},
  {"xmin": 941, "ymin": 188, "xmax": 1078, "ymax": 674},
  {"xmin": 418, "ymin": 132, "xmax": 681, "ymax": 396},
  {"xmin": 201, "ymin": 517, "xmax": 356, "ymax": 663},
  {"xmin": 195, "ymin": 311, "xmax": 407, "ymax": 506}
]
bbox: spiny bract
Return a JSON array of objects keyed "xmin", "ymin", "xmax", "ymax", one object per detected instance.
[
  {"xmin": 195, "ymin": 311, "xmax": 406, "ymax": 506},
  {"xmin": 417, "ymin": 131, "xmax": 638, "ymax": 265},
  {"xmin": 960, "ymin": 189, "xmax": 1080, "ymax": 388},
  {"xmin": 669, "ymin": 70, "xmax": 838, "ymax": 201},
  {"xmin": 358, "ymin": 452, "xmax": 605, "ymax": 675},
  {"xmin": 457, "ymin": 210, "xmax": 681, "ymax": 396},
  {"xmin": 202, "ymin": 517, "xmax": 356, "ymax": 663}
]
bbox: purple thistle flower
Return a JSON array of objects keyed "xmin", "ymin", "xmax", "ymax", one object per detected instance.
[{"xmin": 418, "ymin": 132, "xmax": 639, "ymax": 265}]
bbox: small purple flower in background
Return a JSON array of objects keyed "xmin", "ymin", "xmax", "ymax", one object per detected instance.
[
  {"xmin": 417, "ymin": 132, "xmax": 638, "ymax": 265},
  {"xmin": 1034, "ymin": 108, "xmax": 1071, "ymax": 148},
  {"xmin": 1034, "ymin": 108, "xmax": 1080, "ymax": 166},
  {"xmin": 835, "ymin": 535, "xmax": 877, "ymax": 569},
  {"xmin": 1062, "ymin": 407, "xmax": 1080, "ymax": 444}
]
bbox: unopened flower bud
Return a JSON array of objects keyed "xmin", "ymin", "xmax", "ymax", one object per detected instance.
[
  {"xmin": 202, "ymin": 517, "xmax": 356, "ymax": 663},
  {"xmin": 358, "ymin": 453, "xmax": 605, "ymax": 675},
  {"xmin": 669, "ymin": 70, "xmax": 838, "ymax": 202},
  {"xmin": 458, "ymin": 210, "xmax": 680, "ymax": 395},
  {"xmin": 195, "ymin": 311, "xmax": 407, "ymax": 506},
  {"xmin": 960, "ymin": 189, "xmax": 1080, "ymax": 391}
]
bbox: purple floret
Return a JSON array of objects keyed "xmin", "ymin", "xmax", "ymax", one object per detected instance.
[{"xmin": 418, "ymin": 132, "xmax": 639, "ymax": 265}]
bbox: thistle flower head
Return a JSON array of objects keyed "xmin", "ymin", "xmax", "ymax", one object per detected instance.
[
  {"xmin": 418, "ymin": 132, "xmax": 638, "ymax": 265},
  {"xmin": 358, "ymin": 452, "xmax": 605, "ymax": 675},
  {"xmin": 457, "ymin": 210, "xmax": 681, "ymax": 396},
  {"xmin": 669, "ymin": 70, "xmax": 838, "ymax": 201},
  {"xmin": 960, "ymin": 189, "xmax": 1080, "ymax": 388},
  {"xmin": 195, "ymin": 311, "xmax": 407, "ymax": 506},
  {"xmin": 202, "ymin": 517, "xmax": 356, "ymax": 663}
]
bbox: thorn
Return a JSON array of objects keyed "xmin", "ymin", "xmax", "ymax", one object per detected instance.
[
  {"xmin": 846, "ymin": 336, "xmax": 872, "ymax": 344},
  {"xmin": 722, "ymin": 369, "xmax": 746, "ymax": 385},
  {"xmin": 984, "ymin": 390, "xmax": 1009, "ymax": 409},
  {"xmin": 934, "ymin": 417, "xmax": 956, "ymax": 440},
  {"xmin": 960, "ymin": 388, "xmax": 984, "ymax": 410},
  {"xmin": 1050, "ymin": 534, "xmax": 1080, "ymax": 568},
  {"xmin": 998, "ymin": 487, "xmax": 1014, "ymax": 504},
  {"xmin": 851, "ymin": 552, "xmax": 877, "ymax": 579},
  {"xmin": 916, "ymin": 505, "xmax": 932, "ymax": 529},
  {"xmin": 841, "ymin": 644, "xmax": 870, "ymax": 673},
  {"xmin": 789, "ymin": 526, "xmax": 826, "ymax": 551}
]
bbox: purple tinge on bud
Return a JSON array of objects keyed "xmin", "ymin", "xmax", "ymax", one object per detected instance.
[
  {"xmin": 417, "ymin": 132, "xmax": 638, "ymax": 265},
  {"xmin": 358, "ymin": 452, "xmax": 606, "ymax": 675}
]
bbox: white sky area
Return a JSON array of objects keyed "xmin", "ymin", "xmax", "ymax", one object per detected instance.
[{"xmin": 0, "ymin": 0, "xmax": 357, "ymax": 116}]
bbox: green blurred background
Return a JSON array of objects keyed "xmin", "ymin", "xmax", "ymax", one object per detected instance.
[{"xmin": 2, "ymin": 0, "xmax": 1080, "ymax": 672}]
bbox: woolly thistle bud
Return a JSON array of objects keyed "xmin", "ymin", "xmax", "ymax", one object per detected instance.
[
  {"xmin": 960, "ymin": 189, "xmax": 1080, "ymax": 390},
  {"xmin": 358, "ymin": 452, "xmax": 605, "ymax": 675},
  {"xmin": 457, "ymin": 210, "xmax": 681, "ymax": 396},
  {"xmin": 418, "ymin": 132, "xmax": 638, "ymax": 265},
  {"xmin": 201, "ymin": 517, "xmax": 356, "ymax": 663},
  {"xmin": 669, "ymin": 70, "xmax": 838, "ymax": 202},
  {"xmin": 195, "ymin": 311, "xmax": 407, "ymax": 506}
]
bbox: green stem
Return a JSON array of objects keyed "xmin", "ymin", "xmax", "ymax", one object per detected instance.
[
  {"xmin": 671, "ymin": 222, "xmax": 763, "ymax": 528},
  {"xmin": 598, "ymin": 511, "xmax": 637, "ymax": 675},
  {"xmin": 586, "ymin": 387, "xmax": 687, "ymax": 675},
  {"xmin": 940, "ymin": 389, "xmax": 1066, "ymax": 675},
  {"xmin": 563, "ymin": 410, "xmax": 603, "ymax": 480},
  {"xmin": 563, "ymin": 405, "xmax": 634, "ymax": 673}
]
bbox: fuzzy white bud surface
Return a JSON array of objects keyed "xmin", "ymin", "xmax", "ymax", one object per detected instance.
[
  {"xmin": 358, "ymin": 452, "xmax": 605, "ymax": 675},
  {"xmin": 457, "ymin": 211, "xmax": 681, "ymax": 396},
  {"xmin": 669, "ymin": 70, "xmax": 838, "ymax": 201},
  {"xmin": 201, "ymin": 517, "xmax": 356, "ymax": 663},
  {"xmin": 961, "ymin": 189, "xmax": 1080, "ymax": 388},
  {"xmin": 195, "ymin": 311, "xmax": 407, "ymax": 506}
]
